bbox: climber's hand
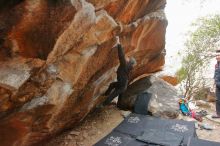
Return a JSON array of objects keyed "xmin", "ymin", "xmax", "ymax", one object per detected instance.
[
  {"xmin": 113, "ymin": 36, "xmax": 120, "ymax": 48},
  {"xmin": 115, "ymin": 36, "xmax": 120, "ymax": 45}
]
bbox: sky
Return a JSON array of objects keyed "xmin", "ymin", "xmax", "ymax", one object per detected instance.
[{"xmin": 164, "ymin": 0, "xmax": 220, "ymax": 77}]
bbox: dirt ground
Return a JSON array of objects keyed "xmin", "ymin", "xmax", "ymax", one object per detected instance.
[
  {"xmin": 196, "ymin": 116, "xmax": 220, "ymax": 143},
  {"xmin": 42, "ymin": 105, "xmax": 124, "ymax": 146},
  {"xmin": 42, "ymin": 103, "xmax": 220, "ymax": 146},
  {"xmin": 189, "ymin": 103, "xmax": 220, "ymax": 143}
]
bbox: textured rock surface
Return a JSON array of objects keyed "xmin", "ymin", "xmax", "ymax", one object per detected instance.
[
  {"xmin": 118, "ymin": 76, "xmax": 180, "ymax": 119},
  {"xmin": 0, "ymin": 0, "xmax": 167, "ymax": 145},
  {"xmin": 147, "ymin": 76, "xmax": 180, "ymax": 118}
]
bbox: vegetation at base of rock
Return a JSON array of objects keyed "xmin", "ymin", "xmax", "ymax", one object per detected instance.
[{"xmin": 176, "ymin": 14, "xmax": 220, "ymax": 99}]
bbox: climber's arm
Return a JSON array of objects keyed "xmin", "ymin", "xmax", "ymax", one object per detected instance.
[{"xmin": 115, "ymin": 37, "xmax": 126, "ymax": 68}]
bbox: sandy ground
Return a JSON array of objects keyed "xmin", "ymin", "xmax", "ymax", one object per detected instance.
[
  {"xmin": 196, "ymin": 117, "xmax": 220, "ymax": 143},
  {"xmin": 42, "ymin": 105, "xmax": 124, "ymax": 146},
  {"xmin": 42, "ymin": 103, "xmax": 220, "ymax": 146}
]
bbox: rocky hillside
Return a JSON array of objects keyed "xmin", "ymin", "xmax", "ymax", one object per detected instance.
[{"xmin": 0, "ymin": 0, "xmax": 167, "ymax": 145}]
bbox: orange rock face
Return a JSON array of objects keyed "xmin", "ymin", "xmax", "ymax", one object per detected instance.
[
  {"xmin": 0, "ymin": 0, "xmax": 167, "ymax": 145},
  {"xmin": 160, "ymin": 75, "xmax": 179, "ymax": 86}
]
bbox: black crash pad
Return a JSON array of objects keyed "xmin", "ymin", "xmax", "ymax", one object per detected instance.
[
  {"xmin": 114, "ymin": 113, "xmax": 148, "ymax": 137},
  {"xmin": 94, "ymin": 131, "xmax": 153, "ymax": 146},
  {"xmin": 136, "ymin": 129, "xmax": 183, "ymax": 146},
  {"xmin": 114, "ymin": 113, "xmax": 196, "ymax": 145},
  {"xmin": 94, "ymin": 113, "xmax": 196, "ymax": 146},
  {"xmin": 134, "ymin": 92, "xmax": 152, "ymax": 115}
]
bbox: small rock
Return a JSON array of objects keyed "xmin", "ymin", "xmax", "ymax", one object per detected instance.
[
  {"xmin": 196, "ymin": 100, "xmax": 211, "ymax": 108},
  {"xmin": 120, "ymin": 110, "xmax": 131, "ymax": 118},
  {"xmin": 199, "ymin": 123, "xmax": 214, "ymax": 130},
  {"xmin": 82, "ymin": 133, "xmax": 88, "ymax": 138},
  {"xmin": 67, "ymin": 135, "xmax": 72, "ymax": 140},
  {"xmin": 90, "ymin": 130, "xmax": 96, "ymax": 135},
  {"xmin": 195, "ymin": 123, "xmax": 199, "ymax": 129},
  {"xmin": 78, "ymin": 136, "xmax": 84, "ymax": 141},
  {"xmin": 72, "ymin": 142, "xmax": 77, "ymax": 145},
  {"xmin": 77, "ymin": 142, "xmax": 84, "ymax": 146},
  {"xmin": 69, "ymin": 130, "xmax": 80, "ymax": 136}
]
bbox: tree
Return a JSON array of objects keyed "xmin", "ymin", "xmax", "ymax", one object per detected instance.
[{"xmin": 176, "ymin": 14, "xmax": 220, "ymax": 99}]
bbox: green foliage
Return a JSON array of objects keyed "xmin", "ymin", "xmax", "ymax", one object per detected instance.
[
  {"xmin": 176, "ymin": 67, "xmax": 187, "ymax": 82},
  {"xmin": 176, "ymin": 14, "xmax": 220, "ymax": 98},
  {"xmin": 190, "ymin": 15, "xmax": 220, "ymax": 52}
]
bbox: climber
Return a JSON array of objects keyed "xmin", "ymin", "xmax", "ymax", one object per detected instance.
[
  {"xmin": 213, "ymin": 53, "xmax": 220, "ymax": 118},
  {"xmin": 103, "ymin": 36, "xmax": 136, "ymax": 106}
]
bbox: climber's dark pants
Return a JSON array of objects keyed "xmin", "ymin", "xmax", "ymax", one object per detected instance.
[
  {"xmin": 103, "ymin": 82, "xmax": 127, "ymax": 106},
  {"xmin": 216, "ymin": 88, "xmax": 220, "ymax": 115}
]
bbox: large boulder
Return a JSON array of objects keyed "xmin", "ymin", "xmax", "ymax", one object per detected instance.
[
  {"xmin": 118, "ymin": 76, "xmax": 180, "ymax": 119},
  {"xmin": 0, "ymin": 0, "xmax": 167, "ymax": 145}
]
